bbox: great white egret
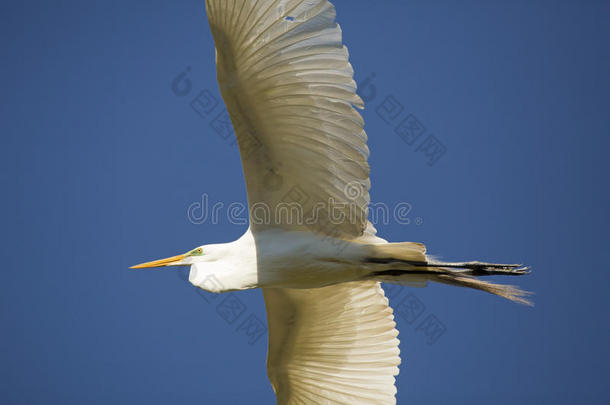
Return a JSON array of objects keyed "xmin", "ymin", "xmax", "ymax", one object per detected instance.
[{"xmin": 132, "ymin": 1, "xmax": 531, "ymax": 403}]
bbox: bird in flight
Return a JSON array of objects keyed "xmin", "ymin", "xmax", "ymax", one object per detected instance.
[{"xmin": 132, "ymin": 1, "xmax": 531, "ymax": 403}]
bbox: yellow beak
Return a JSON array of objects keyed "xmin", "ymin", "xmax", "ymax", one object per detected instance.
[{"xmin": 130, "ymin": 253, "xmax": 188, "ymax": 269}]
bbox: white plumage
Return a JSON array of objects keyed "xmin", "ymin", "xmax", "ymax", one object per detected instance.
[
  {"xmin": 264, "ymin": 281, "xmax": 400, "ymax": 404},
  {"xmin": 132, "ymin": 1, "xmax": 531, "ymax": 403},
  {"xmin": 208, "ymin": 0, "xmax": 370, "ymax": 239}
]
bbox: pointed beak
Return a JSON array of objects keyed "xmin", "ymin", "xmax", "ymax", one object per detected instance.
[{"xmin": 130, "ymin": 253, "xmax": 188, "ymax": 269}]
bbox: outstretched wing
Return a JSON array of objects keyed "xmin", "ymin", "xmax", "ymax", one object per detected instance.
[
  {"xmin": 263, "ymin": 281, "xmax": 401, "ymax": 405},
  {"xmin": 205, "ymin": 0, "xmax": 370, "ymax": 239}
]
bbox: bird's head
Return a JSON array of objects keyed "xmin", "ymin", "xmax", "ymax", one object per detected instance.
[
  {"xmin": 131, "ymin": 243, "xmax": 241, "ymax": 293},
  {"xmin": 130, "ymin": 246, "xmax": 210, "ymax": 269}
]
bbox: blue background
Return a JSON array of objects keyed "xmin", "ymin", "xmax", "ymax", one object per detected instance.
[{"xmin": 2, "ymin": 0, "xmax": 609, "ymax": 403}]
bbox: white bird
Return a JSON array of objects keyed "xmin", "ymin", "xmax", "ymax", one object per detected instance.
[{"xmin": 132, "ymin": 1, "xmax": 531, "ymax": 403}]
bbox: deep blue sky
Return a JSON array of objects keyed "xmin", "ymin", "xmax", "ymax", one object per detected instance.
[{"xmin": 2, "ymin": 0, "xmax": 609, "ymax": 403}]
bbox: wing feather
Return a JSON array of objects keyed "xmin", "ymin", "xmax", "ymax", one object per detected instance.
[
  {"xmin": 205, "ymin": 0, "xmax": 370, "ymax": 238},
  {"xmin": 263, "ymin": 281, "xmax": 400, "ymax": 405}
]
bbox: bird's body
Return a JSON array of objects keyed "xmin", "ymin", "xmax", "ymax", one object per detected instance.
[
  {"xmin": 188, "ymin": 226, "xmax": 430, "ymax": 292},
  {"xmin": 132, "ymin": 1, "xmax": 531, "ymax": 403},
  {"xmin": 189, "ymin": 228, "xmax": 368, "ymax": 291}
]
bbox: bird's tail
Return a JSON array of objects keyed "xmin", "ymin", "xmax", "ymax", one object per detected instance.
[{"xmin": 364, "ymin": 242, "xmax": 533, "ymax": 305}]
